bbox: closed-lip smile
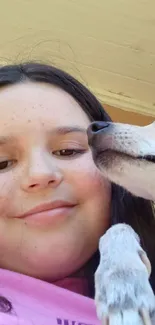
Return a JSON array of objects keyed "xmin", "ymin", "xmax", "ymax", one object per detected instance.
[{"xmin": 15, "ymin": 200, "xmax": 77, "ymax": 225}]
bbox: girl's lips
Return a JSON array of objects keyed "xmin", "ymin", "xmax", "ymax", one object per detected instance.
[{"xmin": 15, "ymin": 201, "xmax": 77, "ymax": 226}]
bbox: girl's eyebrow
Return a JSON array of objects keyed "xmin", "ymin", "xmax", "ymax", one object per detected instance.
[
  {"xmin": 0, "ymin": 127, "xmax": 87, "ymax": 145},
  {"xmin": 49, "ymin": 126, "xmax": 87, "ymax": 135}
]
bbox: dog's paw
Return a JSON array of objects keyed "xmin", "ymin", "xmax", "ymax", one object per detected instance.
[
  {"xmin": 95, "ymin": 224, "xmax": 155, "ymax": 325},
  {"xmin": 95, "ymin": 266, "xmax": 155, "ymax": 325}
]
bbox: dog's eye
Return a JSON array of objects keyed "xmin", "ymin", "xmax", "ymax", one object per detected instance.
[
  {"xmin": 145, "ymin": 155, "xmax": 155, "ymax": 163},
  {"xmin": 138, "ymin": 155, "xmax": 155, "ymax": 163}
]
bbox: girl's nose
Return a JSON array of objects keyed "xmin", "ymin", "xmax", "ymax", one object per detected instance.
[{"xmin": 21, "ymin": 148, "xmax": 63, "ymax": 193}]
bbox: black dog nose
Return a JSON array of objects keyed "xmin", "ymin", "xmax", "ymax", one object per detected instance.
[
  {"xmin": 87, "ymin": 121, "xmax": 110, "ymax": 146},
  {"xmin": 90, "ymin": 121, "xmax": 110, "ymax": 133}
]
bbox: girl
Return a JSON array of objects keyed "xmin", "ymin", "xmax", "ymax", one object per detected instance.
[{"xmin": 0, "ymin": 63, "xmax": 154, "ymax": 325}]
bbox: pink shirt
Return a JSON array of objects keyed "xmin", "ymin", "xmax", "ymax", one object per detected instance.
[{"xmin": 0, "ymin": 269, "xmax": 100, "ymax": 325}]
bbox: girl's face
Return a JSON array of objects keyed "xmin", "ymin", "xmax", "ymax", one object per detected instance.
[{"xmin": 0, "ymin": 82, "xmax": 111, "ymax": 281}]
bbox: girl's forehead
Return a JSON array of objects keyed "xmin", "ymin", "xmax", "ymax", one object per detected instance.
[{"xmin": 0, "ymin": 82, "xmax": 90, "ymax": 131}]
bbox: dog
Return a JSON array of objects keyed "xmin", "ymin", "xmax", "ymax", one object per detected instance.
[{"xmin": 87, "ymin": 121, "xmax": 155, "ymax": 325}]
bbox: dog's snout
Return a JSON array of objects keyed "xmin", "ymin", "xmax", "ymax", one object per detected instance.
[
  {"xmin": 90, "ymin": 121, "xmax": 109, "ymax": 133},
  {"xmin": 87, "ymin": 121, "xmax": 109, "ymax": 146}
]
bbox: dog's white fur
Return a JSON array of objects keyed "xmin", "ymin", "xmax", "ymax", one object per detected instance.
[
  {"xmin": 88, "ymin": 122, "xmax": 155, "ymax": 325},
  {"xmin": 93, "ymin": 122, "xmax": 155, "ymax": 200}
]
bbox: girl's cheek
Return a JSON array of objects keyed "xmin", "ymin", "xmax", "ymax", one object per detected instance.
[
  {"xmin": 65, "ymin": 154, "xmax": 107, "ymax": 193},
  {"xmin": 0, "ymin": 173, "xmax": 17, "ymax": 206},
  {"xmin": 0, "ymin": 173, "xmax": 23, "ymax": 219},
  {"xmin": 75, "ymin": 155, "xmax": 103, "ymax": 182},
  {"xmin": 60, "ymin": 151, "xmax": 98, "ymax": 171},
  {"xmin": 0, "ymin": 195, "xmax": 12, "ymax": 216}
]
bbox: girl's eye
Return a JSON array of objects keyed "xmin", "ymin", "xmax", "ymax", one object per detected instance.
[
  {"xmin": 0, "ymin": 160, "xmax": 16, "ymax": 171},
  {"xmin": 53, "ymin": 149, "xmax": 86, "ymax": 158}
]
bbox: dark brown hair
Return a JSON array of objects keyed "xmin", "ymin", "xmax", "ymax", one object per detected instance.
[{"xmin": 0, "ymin": 62, "xmax": 154, "ymax": 311}]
